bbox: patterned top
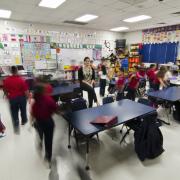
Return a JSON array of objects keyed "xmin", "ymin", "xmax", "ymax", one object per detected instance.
[{"xmin": 83, "ymin": 67, "xmax": 93, "ymax": 83}]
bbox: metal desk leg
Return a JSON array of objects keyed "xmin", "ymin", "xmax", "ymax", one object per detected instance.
[
  {"xmin": 159, "ymin": 102, "xmax": 171, "ymax": 125},
  {"xmin": 165, "ymin": 108, "xmax": 170, "ymax": 125},
  {"xmin": 85, "ymin": 138, "xmax": 90, "ymax": 171},
  {"xmin": 68, "ymin": 123, "xmax": 71, "ymax": 149}
]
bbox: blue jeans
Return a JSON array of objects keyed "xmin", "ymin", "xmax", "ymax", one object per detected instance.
[{"xmin": 9, "ymin": 96, "xmax": 27, "ymax": 128}]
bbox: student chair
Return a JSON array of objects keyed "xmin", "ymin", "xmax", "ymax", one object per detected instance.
[
  {"xmin": 120, "ymin": 98, "xmax": 156, "ymax": 144},
  {"xmin": 102, "ymin": 96, "xmax": 114, "ymax": 105},
  {"xmin": 136, "ymin": 78, "xmax": 146, "ymax": 97},
  {"xmin": 69, "ymin": 98, "xmax": 99, "ymax": 149}
]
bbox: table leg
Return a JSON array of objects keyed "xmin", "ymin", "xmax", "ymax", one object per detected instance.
[
  {"xmin": 159, "ymin": 102, "xmax": 171, "ymax": 125},
  {"xmin": 165, "ymin": 107, "xmax": 170, "ymax": 125},
  {"xmin": 85, "ymin": 138, "xmax": 90, "ymax": 171},
  {"xmin": 68, "ymin": 123, "xmax": 71, "ymax": 149}
]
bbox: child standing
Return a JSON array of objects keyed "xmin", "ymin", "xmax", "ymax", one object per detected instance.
[
  {"xmin": 126, "ymin": 68, "xmax": 140, "ymax": 101},
  {"xmin": 153, "ymin": 66, "xmax": 168, "ymax": 91},
  {"xmin": 99, "ymin": 59, "xmax": 107, "ymax": 97},
  {"xmin": 146, "ymin": 64, "xmax": 157, "ymax": 89},
  {"xmin": 31, "ymin": 85, "xmax": 58, "ymax": 166},
  {"xmin": 116, "ymin": 69, "xmax": 126, "ymax": 100}
]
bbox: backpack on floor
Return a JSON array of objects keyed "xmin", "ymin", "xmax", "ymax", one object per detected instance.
[{"xmin": 134, "ymin": 113, "xmax": 164, "ymax": 161}]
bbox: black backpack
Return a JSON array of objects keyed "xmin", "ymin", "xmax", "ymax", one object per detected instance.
[{"xmin": 134, "ymin": 114, "xmax": 164, "ymax": 161}]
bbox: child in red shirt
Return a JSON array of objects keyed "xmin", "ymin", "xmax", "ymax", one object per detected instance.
[
  {"xmin": 116, "ymin": 69, "xmax": 125, "ymax": 92},
  {"xmin": 126, "ymin": 68, "xmax": 140, "ymax": 101},
  {"xmin": 153, "ymin": 66, "xmax": 168, "ymax": 91},
  {"xmin": 116, "ymin": 69, "xmax": 126, "ymax": 101},
  {"xmin": 146, "ymin": 64, "xmax": 156, "ymax": 89},
  {"xmin": 31, "ymin": 85, "xmax": 58, "ymax": 166},
  {"xmin": 3, "ymin": 66, "xmax": 29, "ymax": 133}
]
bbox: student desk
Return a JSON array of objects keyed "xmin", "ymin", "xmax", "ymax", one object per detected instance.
[
  {"xmin": 147, "ymin": 87, "xmax": 180, "ymax": 124},
  {"xmin": 52, "ymin": 83, "xmax": 81, "ymax": 102},
  {"xmin": 147, "ymin": 87, "xmax": 180, "ymax": 102},
  {"xmin": 66, "ymin": 99, "xmax": 156, "ymax": 170},
  {"xmin": 52, "ymin": 83, "xmax": 80, "ymax": 96},
  {"xmin": 170, "ymin": 77, "xmax": 180, "ymax": 86}
]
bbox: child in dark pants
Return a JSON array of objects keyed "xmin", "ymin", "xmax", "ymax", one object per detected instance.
[
  {"xmin": 99, "ymin": 59, "xmax": 107, "ymax": 97},
  {"xmin": 31, "ymin": 85, "xmax": 58, "ymax": 166},
  {"xmin": 126, "ymin": 71, "xmax": 140, "ymax": 101},
  {"xmin": 116, "ymin": 69, "xmax": 126, "ymax": 101},
  {"xmin": 3, "ymin": 66, "xmax": 29, "ymax": 134}
]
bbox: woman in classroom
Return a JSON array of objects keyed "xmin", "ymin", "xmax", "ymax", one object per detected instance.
[{"xmin": 78, "ymin": 57, "xmax": 99, "ymax": 108}]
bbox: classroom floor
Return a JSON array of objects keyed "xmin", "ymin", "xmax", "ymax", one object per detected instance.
[{"xmin": 0, "ymin": 88, "xmax": 180, "ymax": 180}]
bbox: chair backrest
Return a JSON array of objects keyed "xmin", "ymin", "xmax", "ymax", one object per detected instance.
[
  {"xmin": 138, "ymin": 79, "xmax": 146, "ymax": 88},
  {"xmin": 70, "ymin": 98, "xmax": 87, "ymax": 111},
  {"xmin": 102, "ymin": 96, "xmax": 114, "ymax": 105},
  {"xmin": 116, "ymin": 92, "xmax": 124, "ymax": 101}
]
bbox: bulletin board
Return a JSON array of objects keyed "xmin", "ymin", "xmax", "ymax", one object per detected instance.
[
  {"xmin": 0, "ymin": 42, "xmax": 21, "ymax": 65},
  {"xmin": 21, "ymin": 42, "xmax": 51, "ymax": 69}
]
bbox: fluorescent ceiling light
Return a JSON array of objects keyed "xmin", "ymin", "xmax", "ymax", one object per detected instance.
[
  {"xmin": 110, "ymin": 27, "xmax": 129, "ymax": 32},
  {"xmin": 0, "ymin": 9, "xmax": 11, "ymax": 18},
  {"xmin": 39, "ymin": 0, "xmax": 66, "ymax": 8},
  {"xmin": 75, "ymin": 14, "xmax": 98, "ymax": 22},
  {"xmin": 123, "ymin": 15, "xmax": 152, "ymax": 23}
]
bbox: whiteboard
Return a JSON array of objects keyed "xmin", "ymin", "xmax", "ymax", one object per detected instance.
[{"xmin": 59, "ymin": 49, "xmax": 93, "ymax": 66}]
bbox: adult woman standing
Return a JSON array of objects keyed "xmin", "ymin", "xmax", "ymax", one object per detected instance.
[{"xmin": 78, "ymin": 57, "xmax": 99, "ymax": 108}]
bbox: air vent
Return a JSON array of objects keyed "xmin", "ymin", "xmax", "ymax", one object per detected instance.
[
  {"xmin": 171, "ymin": 12, "xmax": 180, "ymax": 15},
  {"xmin": 63, "ymin": 20, "xmax": 88, "ymax": 25},
  {"xmin": 157, "ymin": 22, "xmax": 166, "ymax": 25}
]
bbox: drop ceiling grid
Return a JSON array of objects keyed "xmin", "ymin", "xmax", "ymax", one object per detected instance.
[{"xmin": 0, "ymin": 0, "xmax": 180, "ymax": 31}]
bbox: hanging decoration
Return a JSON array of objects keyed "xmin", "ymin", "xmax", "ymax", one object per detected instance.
[
  {"xmin": 104, "ymin": 40, "xmax": 112, "ymax": 52},
  {"xmin": 143, "ymin": 24, "xmax": 180, "ymax": 43}
]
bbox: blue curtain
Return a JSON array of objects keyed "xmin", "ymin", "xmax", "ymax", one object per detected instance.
[
  {"xmin": 149, "ymin": 43, "xmax": 158, "ymax": 63},
  {"xmin": 165, "ymin": 42, "xmax": 178, "ymax": 63},
  {"xmin": 142, "ymin": 42, "xmax": 179, "ymax": 63},
  {"xmin": 157, "ymin": 43, "xmax": 167, "ymax": 64},
  {"xmin": 142, "ymin": 44, "xmax": 150, "ymax": 62}
]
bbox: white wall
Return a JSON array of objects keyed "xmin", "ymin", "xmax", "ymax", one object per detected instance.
[
  {"xmin": 124, "ymin": 31, "xmax": 143, "ymax": 48},
  {"xmin": 0, "ymin": 20, "xmax": 123, "ymax": 58}
]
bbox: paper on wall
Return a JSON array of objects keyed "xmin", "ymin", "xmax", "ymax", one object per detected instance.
[{"xmin": 15, "ymin": 57, "xmax": 21, "ymax": 65}]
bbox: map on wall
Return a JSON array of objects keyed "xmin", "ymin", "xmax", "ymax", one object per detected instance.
[{"xmin": 21, "ymin": 42, "xmax": 51, "ymax": 68}]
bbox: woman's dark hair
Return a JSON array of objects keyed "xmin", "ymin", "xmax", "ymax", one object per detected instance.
[
  {"xmin": 11, "ymin": 66, "xmax": 18, "ymax": 74},
  {"xmin": 33, "ymin": 85, "xmax": 45, "ymax": 101},
  {"xmin": 84, "ymin": 57, "xmax": 90, "ymax": 62}
]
